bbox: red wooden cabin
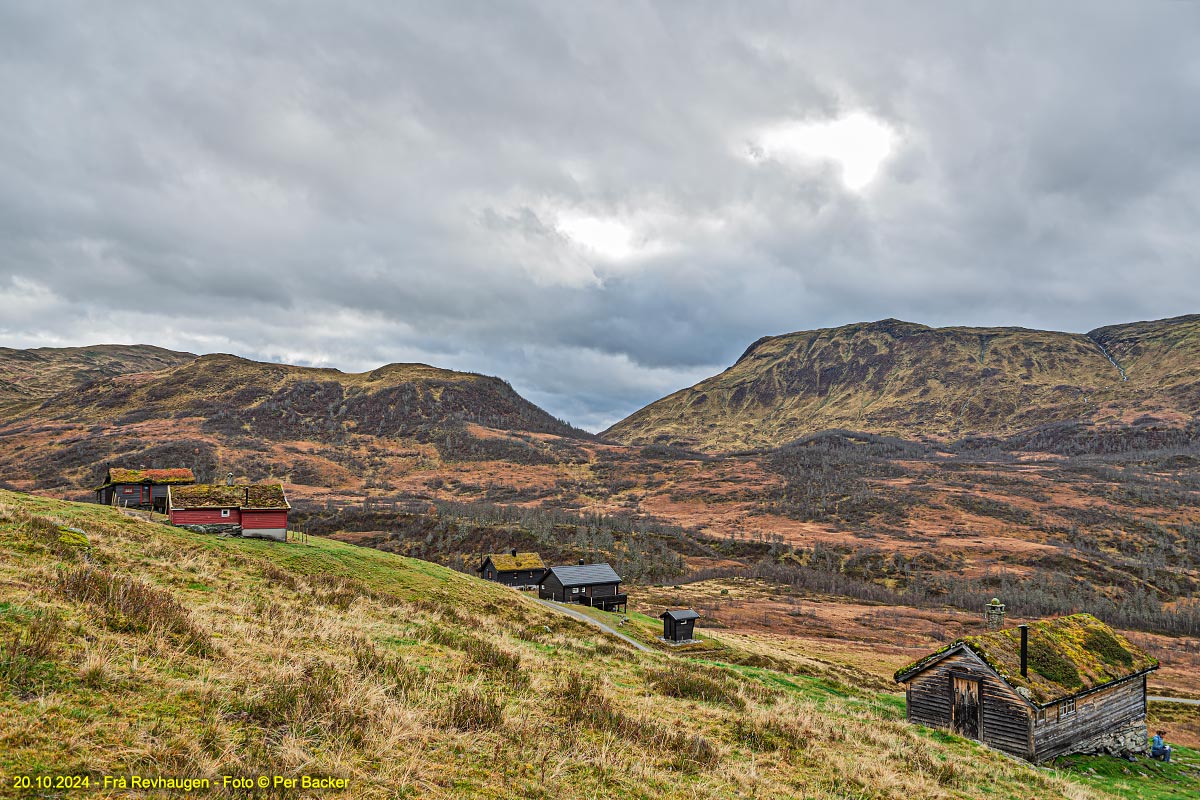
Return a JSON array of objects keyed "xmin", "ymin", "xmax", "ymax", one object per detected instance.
[{"xmin": 167, "ymin": 483, "xmax": 290, "ymax": 541}]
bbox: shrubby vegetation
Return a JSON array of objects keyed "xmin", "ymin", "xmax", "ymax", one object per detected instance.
[{"xmin": 293, "ymin": 500, "xmax": 695, "ymax": 583}]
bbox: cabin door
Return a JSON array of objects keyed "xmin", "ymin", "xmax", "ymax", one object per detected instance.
[{"xmin": 950, "ymin": 676, "xmax": 981, "ymax": 739}]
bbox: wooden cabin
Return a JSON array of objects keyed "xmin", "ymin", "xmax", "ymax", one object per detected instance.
[
  {"xmin": 539, "ymin": 563, "xmax": 626, "ymax": 612},
  {"xmin": 895, "ymin": 613, "xmax": 1157, "ymax": 762},
  {"xmin": 94, "ymin": 467, "xmax": 196, "ymax": 513},
  {"xmin": 168, "ymin": 483, "xmax": 290, "ymax": 541},
  {"xmin": 477, "ymin": 549, "xmax": 546, "ymax": 588},
  {"xmin": 660, "ymin": 609, "xmax": 699, "ymax": 642}
]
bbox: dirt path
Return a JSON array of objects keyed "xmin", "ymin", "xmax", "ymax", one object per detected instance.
[
  {"xmin": 532, "ymin": 599, "xmax": 654, "ymax": 653},
  {"xmin": 1150, "ymin": 695, "xmax": 1200, "ymax": 706}
]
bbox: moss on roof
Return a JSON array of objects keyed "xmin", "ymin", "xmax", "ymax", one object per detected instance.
[
  {"xmin": 100, "ymin": 467, "xmax": 195, "ymax": 487},
  {"xmin": 894, "ymin": 614, "xmax": 1157, "ymax": 705},
  {"xmin": 485, "ymin": 552, "xmax": 546, "ymax": 572},
  {"xmin": 169, "ymin": 483, "xmax": 289, "ymax": 510}
]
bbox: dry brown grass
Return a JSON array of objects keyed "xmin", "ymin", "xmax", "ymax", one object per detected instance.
[{"xmin": 0, "ymin": 489, "xmax": 1137, "ymax": 799}]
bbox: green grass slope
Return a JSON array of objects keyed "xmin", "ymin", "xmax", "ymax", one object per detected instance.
[
  {"xmin": 0, "ymin": 489, "xmax": 1151, "ymax": 799},
  {"xmin": 604, "ymin": 316, "xmax": 1200, "ymax": 452}
]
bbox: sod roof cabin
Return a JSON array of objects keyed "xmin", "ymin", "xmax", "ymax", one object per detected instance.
[
  {"xmin": 94, "ymin": 467, "xmax": 196, "ymax": 512},
  {"xmin": 477, "ymin": 549, "xmax": 546, "ymax": 588},
  {"xmin": 167, "ymin": 483, "xmax": 290, "ymax": 541},
  {"xmin": 895, "ymin": 614, "xmax": 1157, "ymax": 761}
]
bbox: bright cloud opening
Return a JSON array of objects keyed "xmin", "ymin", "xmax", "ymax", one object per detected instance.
[
  {"xmin": 750, "ymin": 112, "xmax": 896, "ymax": 190},
  {"xmin": 556, "ymin": 214, "xmax": 638, "ymax": 260}
]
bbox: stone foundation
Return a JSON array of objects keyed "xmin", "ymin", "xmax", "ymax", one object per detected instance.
[
  {"xmin": 1073, "ymin": 721, "xmax": 1148, "ymax": 758},
  {"xmin": 177, "ymin": 523, "xmax": 243, "ymax": 536}
]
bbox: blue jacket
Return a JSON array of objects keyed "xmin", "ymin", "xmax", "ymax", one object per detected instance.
[{"xmin": 1152, "ymin": 735, "xmax": 1166, "ymax": 751}]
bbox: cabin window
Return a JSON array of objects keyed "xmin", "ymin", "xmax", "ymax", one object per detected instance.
[
  {"xmin": 1059, "ymin": 699, "xmax": 1076, "ymax": 717},
  {"xmin": 221, "ymin": 509, "xmax": 231, "ymax": 518},
  {"xmin": 123, "ymin": 488, "xmax": 135, "ymax": 494},
  {"xmin": 1036, "ymin": 709, "xmax": 1046, "ymax": 724}
]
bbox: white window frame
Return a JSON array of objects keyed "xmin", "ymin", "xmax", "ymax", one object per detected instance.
[
  {"xmin": 221, "ymin": 509, "xmax": 231, "ymax": 518},
  {"xmin": 1059, "ymin": 698, "xmax": 1076, "ymax": 717}
]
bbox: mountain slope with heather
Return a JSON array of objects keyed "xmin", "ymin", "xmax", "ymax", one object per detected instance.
[
  {"xmin": 0, "ymin": 344, "xmax": 195, "ymax": 415},
  {"xmin": 604, "ymin": 315, "xmax": 1200, "ymax": 453},
  {"xmin": 0, "ymin": 352, "xmax": 588, "ymax": 495}
]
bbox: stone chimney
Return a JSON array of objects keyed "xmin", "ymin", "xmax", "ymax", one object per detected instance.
[
  {"xmin": 985, "ymin": 598, "xmax": 1006, "ymax": 631},
  {"xmin": 225, "ymin": 472, "xmax": 234, "ymax": 486}
]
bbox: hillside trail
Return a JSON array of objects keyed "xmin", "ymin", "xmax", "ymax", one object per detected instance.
[
  {"xmin": 1149, "ymin": 695, "xmax": 1200, "ymax": 706},
  {"xmin": 531, "ymin": 598, "xmax": 654, "ymax": 653}
]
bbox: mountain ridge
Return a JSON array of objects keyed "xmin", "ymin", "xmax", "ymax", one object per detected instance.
[{"xmin": 604, "ymin": 314, "xmax": 1200, "ymax": 452}]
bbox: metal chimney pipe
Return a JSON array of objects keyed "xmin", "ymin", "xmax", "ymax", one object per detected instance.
[{"xmin": 1019, "ymin": 624, "xmax": 1029, "ymax": 678}]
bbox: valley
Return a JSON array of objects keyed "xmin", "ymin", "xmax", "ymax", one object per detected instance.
[{"xmin": 1, "ymin": 314, "xmax": 1198, "ymax": 796}]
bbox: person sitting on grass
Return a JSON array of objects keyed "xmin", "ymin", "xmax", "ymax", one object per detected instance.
[{"xmin": 1151, "ymin": 730, "xmax": 1171, "ymax": 763}]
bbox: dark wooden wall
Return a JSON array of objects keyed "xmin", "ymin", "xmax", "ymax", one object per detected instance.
[
  {"xmin": 904, "ymin": 649, "xmax": 1033, "ymax": 759},
  {"xmin": 665, "ymin": 618, "xmax": 694, "ymax": 641},
  {"xmin": 484, "ymin": 567, "xmax": 543, "ymax": 587},
  {"xmin": 540, "ymin": 572, "xmax": 566, "ymax": 600},
  {"xmin": 1032, "ymin": 675, "xmax": 1146, "ymax": 761}
]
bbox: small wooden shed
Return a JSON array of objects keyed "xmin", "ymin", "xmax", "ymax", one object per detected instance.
[
  {"xmin": 477, "ymin": 550, "xmax": 546, "ymax": 588},
  {"xmin": 539, "ymin": 563, "xmax": 626, "ymax": 612},
  {"xmin": 95, "ymin": 467, "xmax": 196, "ymax": 512},
  {"xmin": 660, "ymin": 609, "xmax": 699, "ymax": 642},
  {"xmin": 895, "ymin": 614, "xmax": 1157, "ymax": 761},
  {"xmin": 168, "ymin": 483, "xmax": 290, "ymax": 541}
]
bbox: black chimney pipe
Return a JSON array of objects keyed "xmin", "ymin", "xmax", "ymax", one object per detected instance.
[{"xmin": 1019, "ymin": 624, "xmax": 1029, "ymax": 678}]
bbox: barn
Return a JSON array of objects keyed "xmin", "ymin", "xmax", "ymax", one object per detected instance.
[
  {"xmin": 167, "ymin": 483, "xmax": 290, "ymax": 541},
  {"xmin": 895, "ymin": 613, "xmax": 1158, "ymax": 761},
  {"xmin": 539, "ymin": 563, "xmax": 626, "ymax": 612},
  {"xmin": 477, "ymin": 550, "xmax": 546, "ymax": 588},
  {"xmin": 95, "ymin": 467, "xmax": 196, "ymax": 513}
]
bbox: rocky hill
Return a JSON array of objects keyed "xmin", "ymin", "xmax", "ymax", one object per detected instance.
[
  {"xmin": 604, "ymin": 315, "xmax": 1200, "ymax": 452},
  {"xmin": 0, "ymin": 352, "xmax": 588, "ymax": 495},
  {"xmin": 0, "ymin": 344, "xmax": 195, "ymax": 415}
]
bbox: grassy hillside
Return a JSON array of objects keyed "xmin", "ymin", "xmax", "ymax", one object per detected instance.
[
  {"xmin": 0, "ymin": 489, "xmax": 1152, "ymax": 799},
  {"xmin": 0, "ymin": 345, "xmax": 195, "ymax": 416},
  {"xmin": 604, "ymin": 316, "xmax": 1200, "ymax": 452}
]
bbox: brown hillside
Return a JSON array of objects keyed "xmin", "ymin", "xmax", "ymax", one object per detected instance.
[
  {"xmin": 0, "ymin": 344, "xmax": 195, "ymax": 414},
  {"xmin": 0, "ymin": 351, "xmax": 588, "ymax": 494},
  {"xmin": 604, "ymin": 316, "xmax": 1200, "ymax": 452}
]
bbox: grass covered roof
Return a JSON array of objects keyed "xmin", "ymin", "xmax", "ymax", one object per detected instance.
[
  {"xmin": 169, "ymin": 483, "xmax": 289, "ymax": 510},
  {"xmin": 895, "ymin": 613, "xmax": 1157, "ymax": 705},
  {"xmin": 484, "ymin": 552, "xmax": 546, "ymax": 572},
  {"xmin": 101, "ymin": 467, "xmax": 195, "ymax": 486}
]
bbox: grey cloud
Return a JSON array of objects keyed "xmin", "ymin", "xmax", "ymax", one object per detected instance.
[{"xmin": 1, "ymin": 2, "xmax": 1199, "ymax": 430}]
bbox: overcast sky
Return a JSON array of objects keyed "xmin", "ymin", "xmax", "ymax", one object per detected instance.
[{"xmin": 2, "ymin": 3, "xmax": 1198, "ymax": 430}]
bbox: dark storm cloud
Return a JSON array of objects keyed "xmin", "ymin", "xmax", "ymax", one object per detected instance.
[{"xmin": 1, "ymin": 2, "xmax": 1198, "ymax": 429}]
